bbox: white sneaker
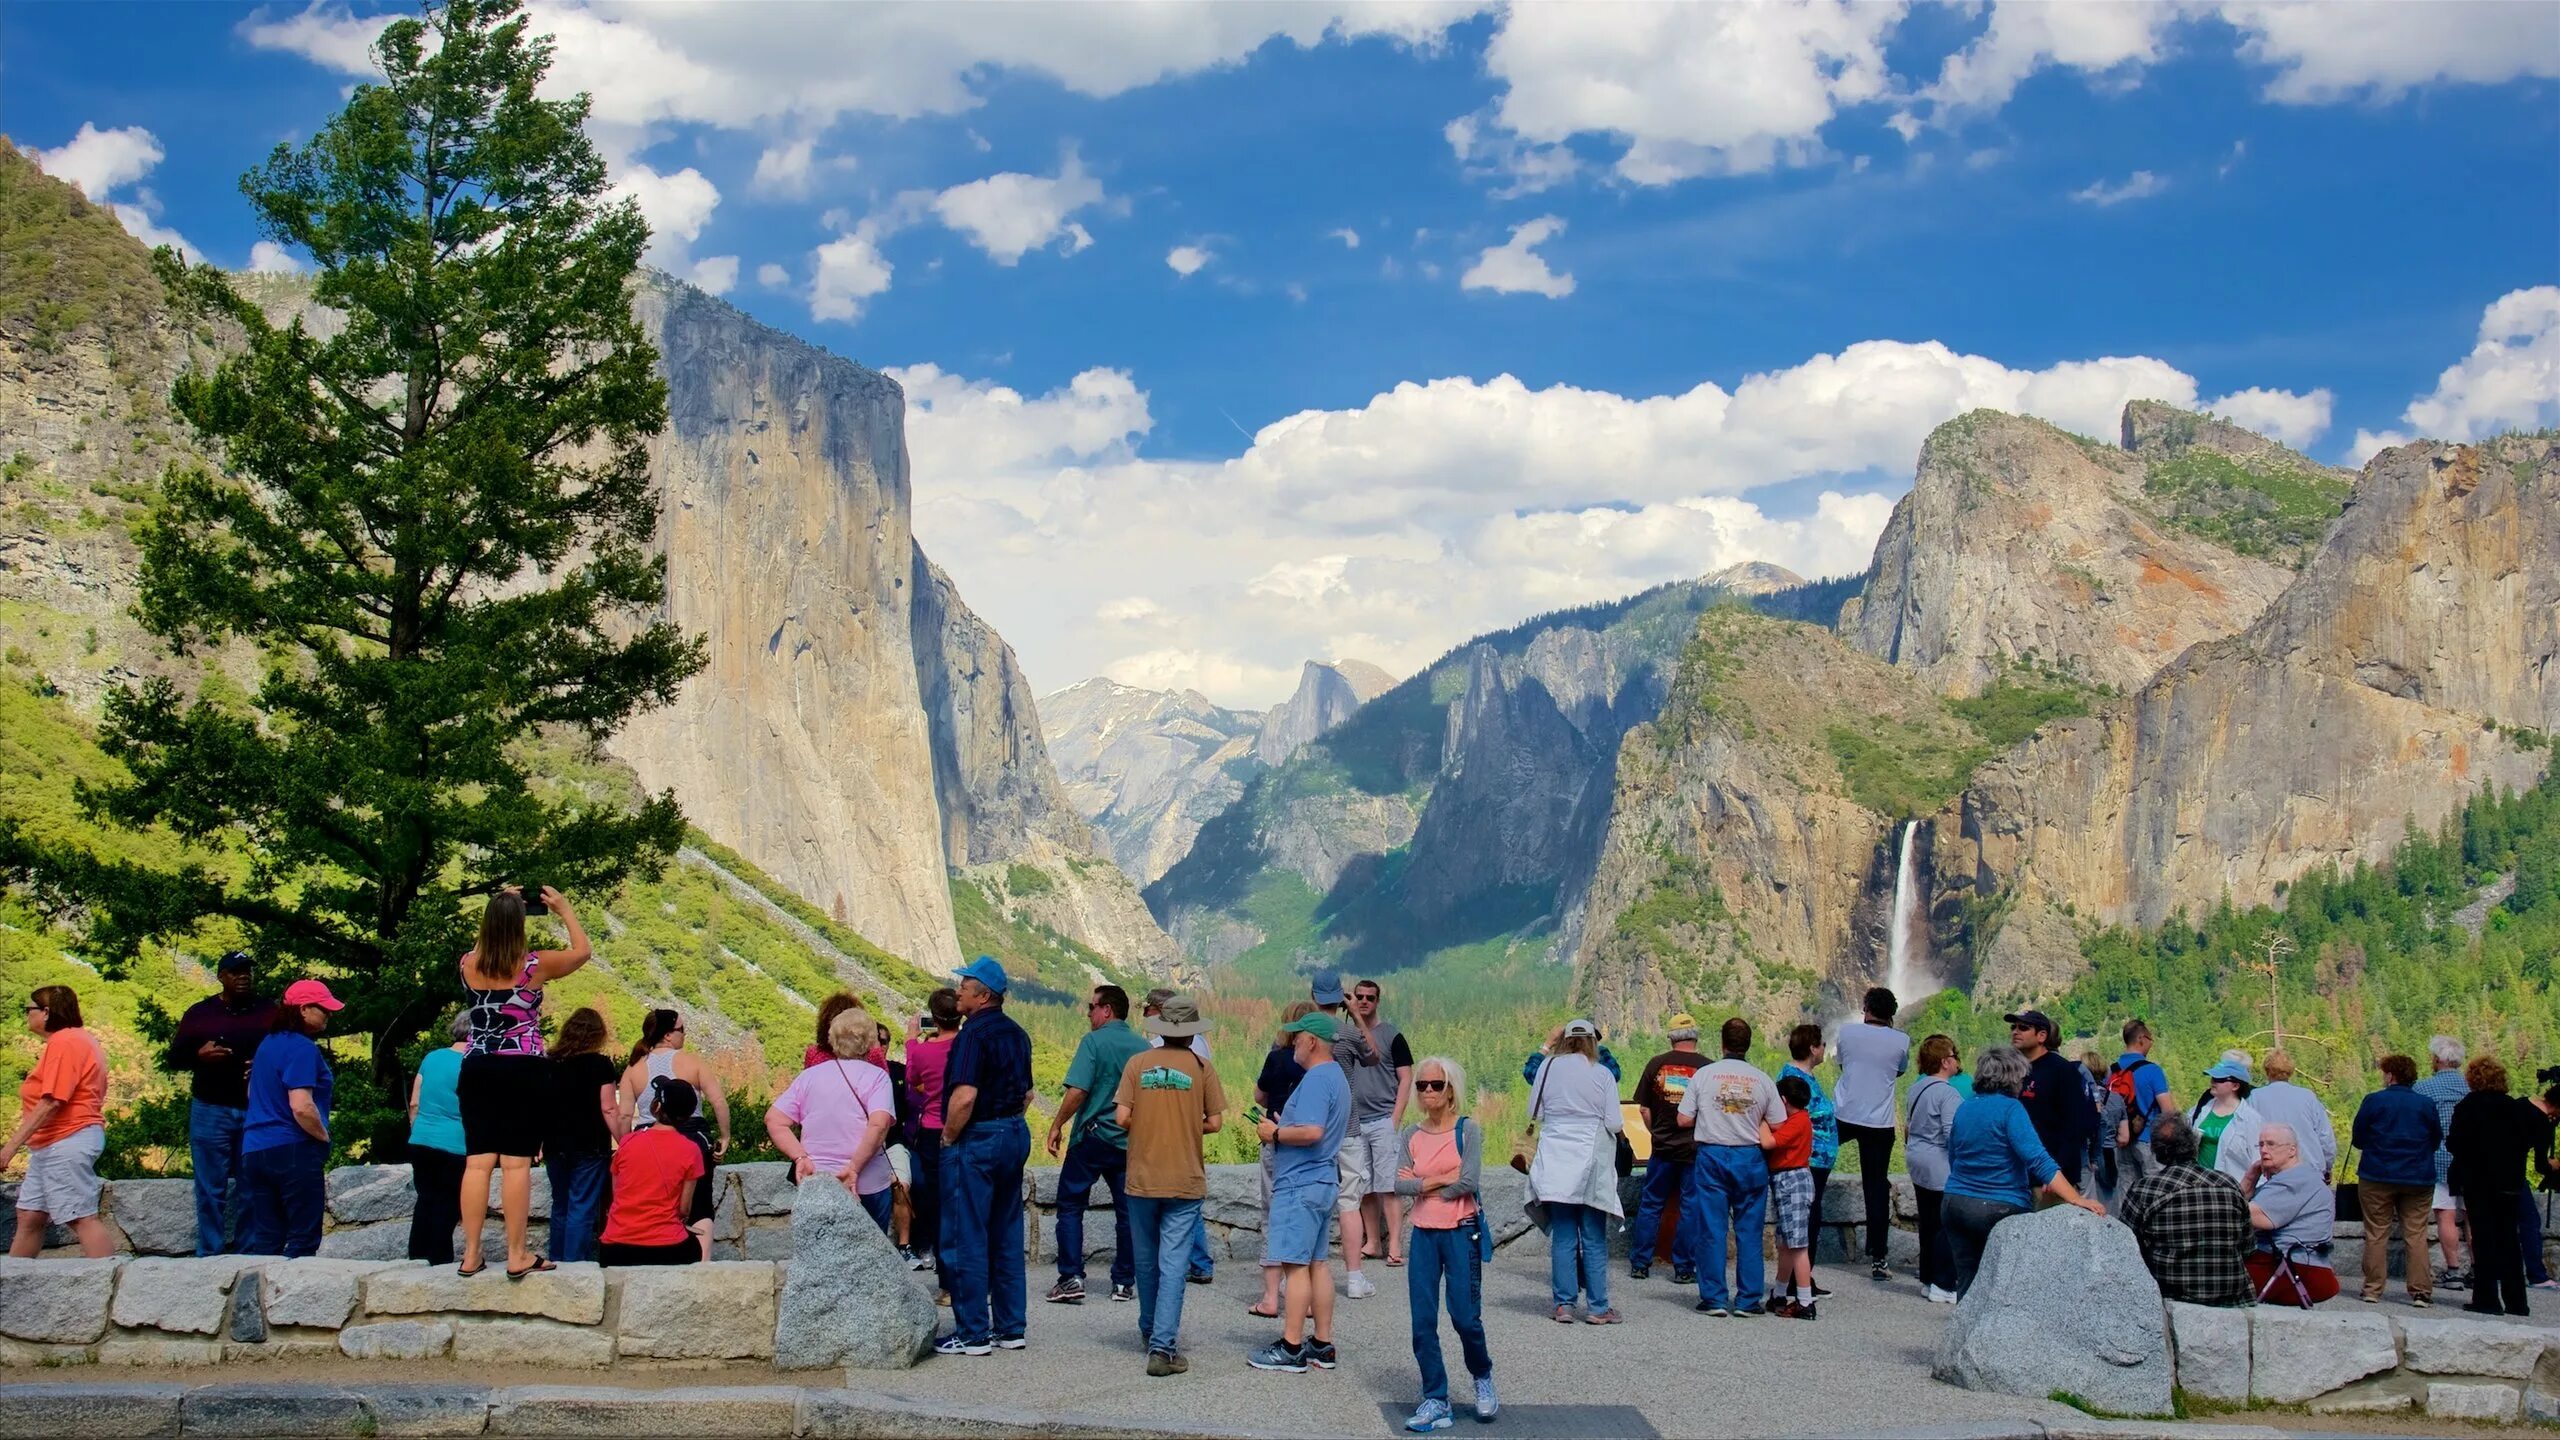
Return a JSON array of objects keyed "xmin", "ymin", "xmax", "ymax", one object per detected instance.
[
  {"xmin": 1344, "ymin": 1270, "xmax": 1377, "ymax": 1299},
  {"xmin": 1925, "ymin": 1285, "xmax": 1958, "ymax": 1304}
]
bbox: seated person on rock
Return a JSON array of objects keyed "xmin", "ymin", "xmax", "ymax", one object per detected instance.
[
  {"xmin": 598, "ymin": 1077, "xmax": 708, "ymax": 1267},
  {"xmin": 2120, "ymin": 1113, "xmax": 2252, "ymax": 1307},
  {"xmin": 2240, "ymin": 1122, "xmax": 2336, "ymax": 1306}
]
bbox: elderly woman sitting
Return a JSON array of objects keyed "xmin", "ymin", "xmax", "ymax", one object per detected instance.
[
  {"xmin": 2241, "ymin": 1122, "xmax": 2337, "ymax": 1305},
  {"xmin": 765, "ymin": 1008, "xmax": 899, "ymax": 1232}
]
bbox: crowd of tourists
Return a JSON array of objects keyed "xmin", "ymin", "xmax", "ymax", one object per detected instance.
[{"xmin": 9, "ymin": 902, "xmax": 2560, "ymax": 1430}]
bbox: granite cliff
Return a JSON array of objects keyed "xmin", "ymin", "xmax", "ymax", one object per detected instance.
[
  {"xmin": 1254, "ymin": 660, "xmax": 1397, "ymax": 766},
  {"xmin": 1040, "ymin": 678, "xmax": 1263, "ymax": 885}
]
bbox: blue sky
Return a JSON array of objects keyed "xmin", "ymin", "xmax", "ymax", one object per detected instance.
[{"xmin": 9, "ymin": 1, "xmax": 2558, "ymax": 706}]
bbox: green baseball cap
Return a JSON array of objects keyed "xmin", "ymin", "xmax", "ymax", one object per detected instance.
[{"xmin": 1281, "ymin": 1011, "xmax": 1337, "ymax": 1043}]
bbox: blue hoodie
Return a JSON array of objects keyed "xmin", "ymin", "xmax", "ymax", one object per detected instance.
[{"xmin": 2351, "ymin": 1082, "xmax": 2442, "ymax": 1189}]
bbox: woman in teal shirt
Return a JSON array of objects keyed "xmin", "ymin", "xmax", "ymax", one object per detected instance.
[{"xmin": 407, "ymin": 1013, "xmax": 471, "ymax": 1264}]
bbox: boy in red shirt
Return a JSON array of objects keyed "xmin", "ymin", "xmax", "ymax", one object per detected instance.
[{"xmin": 1762, "ymin": 1074, "xmax": 1817, "ymax": 1319}]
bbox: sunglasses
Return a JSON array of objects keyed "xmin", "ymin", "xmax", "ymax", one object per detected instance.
[{"xmin": 1414, "ymin": 1079, "xmax": 1448, "ymax": 1092}]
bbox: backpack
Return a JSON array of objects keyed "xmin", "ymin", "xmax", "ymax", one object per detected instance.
[{"xmin": 2109, "ymin": 1059, "xmax": 2160, "ymax": 1136}]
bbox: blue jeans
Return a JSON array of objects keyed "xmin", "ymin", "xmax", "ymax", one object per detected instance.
[
  {"xmin": 239, "ymin": 1141, "xmax": 325, "ymax": 1258},
  {"xmin": 1054, "ymin": 1133, "xmax": 1134, "ymax": 1288},
  {"xmin": 1545, "ymin": 1202, "xmax": 1610, "ymax": 1311},
  {"xmin": 545, "ymin": 1150, "xmax": 612, "ymax": 1264},
  {"xmin": 1189, "ymin": 1207, "xmax": 1215, "ymax": 1278},
  {"xmin": 1409, "ymin": 1220, "xmax": 1492, "ymax": 1402},
  {"xmin": 188, "ymin": 1100, "xmax": 247, "ymax": 1256},
  {"xmin": 1629, "ymin": 1156, "xmax": 1696, "ymax": 1273},
  {"xmin": 2522, "ymin": 1192, "xmax": 2550, "ymax": 1285},
  {"xmin": 942, "ymin": 1117, "xmax": 1030, "ymax": 1346},
  {"xmin": 1125, "ymin": 1195, "xmax": 1201, "ymax": 1355},
  {"xmin": 1689, "ymin": 1144, "xmax": 1770, "ymax": 1310},
  {"xmin": 860, "ymin": 1185, "xmax": 895, "ymax": 1234}
]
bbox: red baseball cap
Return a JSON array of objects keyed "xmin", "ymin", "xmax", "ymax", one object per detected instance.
[{"xmin": 282, "ymin": 979, "xmax": 344, "ymax": 1011}]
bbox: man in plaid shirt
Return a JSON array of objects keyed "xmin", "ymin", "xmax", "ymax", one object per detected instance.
[{"xmin": 2121, "ymin": 1113, "xmax": 2252, "ymax": 1307}]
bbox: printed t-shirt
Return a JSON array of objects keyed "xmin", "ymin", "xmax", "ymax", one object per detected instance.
[
  {"xmin": 243, "ymin": 1031, "xmax": 332, "ymax": 1154},
  {"xmin": 1635, "ymin": 1049, "xmax": 1705, "ymax": 1164},
  {"xmin": 544, "ymin": 1051, "xmax": 620, "ymax": 1156},
  {"xmin": 1407, "ymin": 1125, "xmax": 1477, "ymax": 1228},
  {"xmin": 601, "ymin": 1125, "xmax": 706, "ymax": 1247},
  {"xmin": 771, "ymin": 1059, "xmax": 897, "ymax": 1193},
  {"xmin": 1063, "ymin": 1021, "xmax": 1149, "ymax": 1147},
  {"xmin": 1114, "ymin": 1045, "xmax": 1226, "ymax": 1199},
  {"xmin": 410, "ymin": 1047, "xmax": 467, "ymax": 1156},
  {"xmin": 21, "ymin": 1028, "xmax": 104, "ymax": 1146},
  {"xmin": 1767, "ymin": 1109, "xmax": 1813, "ymax": 1171},
  {"xmin": 1271, "ymin": 1061, "xmax": 1350, "ymax": 1193},
  {"xmin": 905, "ymin": 1035, "xmax": 951, "ymax": 1127},
  {"xmin": 1678, "ymin": 1057, "xmax": 1784, "ymax": 1147}
]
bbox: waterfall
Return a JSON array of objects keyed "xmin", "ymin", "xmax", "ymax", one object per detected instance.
[{"xmin": 1885, "ymin": 819, "xmax": 1938, "ymax": 1003}]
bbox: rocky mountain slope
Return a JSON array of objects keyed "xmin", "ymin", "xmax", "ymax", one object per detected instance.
[
  {"xmin": 1147, "ymin": 564, "xmax": 1850, "ymax": 979},
  {"xmin": 1254, "ymin": 659, "xmax": 1396, "ymax": 766},
  {"xmin": 1040, "ymin": 678, "xmax": 1263, "ymax": 885}
]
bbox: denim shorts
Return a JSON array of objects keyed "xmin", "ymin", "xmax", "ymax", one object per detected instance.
[{"xmin": 1265, "ymin": 1183, "xmax": 1337, "ymax": 1266}]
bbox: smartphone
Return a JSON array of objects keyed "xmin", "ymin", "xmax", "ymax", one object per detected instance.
[
  {"xmin": 1246, "ymin": 1105, "xmax": 1266, "ymax": 1124},
  {"xmin": 515, "ymin": 884, "xmax": 551, "ymax": 915}
]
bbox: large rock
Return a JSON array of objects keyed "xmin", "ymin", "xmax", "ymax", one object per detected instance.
[
  {"xmin": 109, "ymin": 1257, "xmax": 254, "ymax": 1336},
  {"xmin": 771, "ymin": 1175, "xmax": 936, "ymax": 1370},
  {"xmin": 365, "ymin": 1264, "xmax": 605, "ymax": 1325},
  {"xmin": 615, "ymin": 1262, "xmax": 775, "ymax": 1360},
  {"xmin": 325, "ymin": 1165, "xmax": 416, "ymax": 1225},
  {"xmin": 0, "ymin": 1257, "xmax": 118, "ymax": 1343},
  {"xmin": 2248, "ymin": 1306, "xmax": 2399, "ymax": 1404},
  {"xmin": 260, "ymin": 1258, "xmax": 418, "ymax": 1330},
  {"xmin": 2425, "ymin": 1381, "xmax": 2521, "ymax": 1422},
  {"xmin": 2397, "ymin": 1314, "xmax": 2546, "ymax": 1378},
  {"xmin": 0, "ymin": 1381, "xmax": 184, "ymax": 1438},
  {"xmin": 2165, "ymin": 1300, "xmax": 2251, "ymax": 1403},
  {"xmin": 338, "ymin": 1320, "xmax": 454, "ymax": 1361},
  {"xmin": 1200, "ymin": 1166, "xmax": 1263, "ymax": 1229},
  {"xmin": 1932, "ymin": 1207, "xmax": 2171, "ymax": 1418},
  {"xmin": 453, "ymin": 1319, "xmax": 613, "ymax": 1369},
  {"xmin": 227, "ymin": 1274, "xmax": 265, "ymax": 1344},
  {"xmin": 100, "ymin": 1181, "xmax": 196, "ymax": 1257},
  {"xmin": 315, "ymin": 1219, "xmax": 410, "ymax": 1260},
  {"xmin": 1038, "ymin": 676, "xmax": 1265, "ymax": 885},
  {"xmin": 725, "ymin": 1162, "xmax": 795, "ymax": 1218}
]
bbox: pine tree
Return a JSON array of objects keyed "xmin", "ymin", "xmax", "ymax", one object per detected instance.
[{"xmin": 0, "ymin": 0, "xmax": 702, "ymax": 1079}]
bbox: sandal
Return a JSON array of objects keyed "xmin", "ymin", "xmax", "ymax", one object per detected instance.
[
  {"xmin": 505, "ymin": 1254, "xmax": 556, "ymax": 1281},
  {"xmin": 1385, "ymin": 1255, "xmax": 1405, "ymax": 1268},
  {"xmin": 1244, "ymin": 1303, "xmax": 1280, "ymax": 1319},
  {"xmin": 456, "ymin": 1260, "xmax": 487, "ymax": 1279}
]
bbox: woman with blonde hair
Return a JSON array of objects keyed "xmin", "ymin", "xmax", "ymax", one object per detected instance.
[
  {"xmin": 1395, "ymin": 1055, "xmax": 1496, "ymax": 1430},
  {"xmin": 2, "ymin": 986, "xmax": 111, "ymax": 1258},
  {"xmin": 456, "ymin": 885, "xmax": 592, "ymax": 1278},
  {"xmin": 765, "ymin": 1009, "xmax": 899, "ymax": 1231},
  {"xmin": 1248, "ymin": 1000, "xmax": 1319, "ymax": 1320},
  {"xmin": 1526, "ymin": 1019, "xmax": 1625, "ymax": 1324},
  {"xmin": 544, "ymin": 1008, "xmax": 623, "ymax": 1263}
]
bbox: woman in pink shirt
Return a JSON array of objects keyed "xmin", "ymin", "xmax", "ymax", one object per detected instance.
[
  {"xmin": 1394, "ymin": 1057, "xmax": 1497, "ymax": 1430},
  {"xmin": 901, "ymin": 988, "xmax": 960, "ymax": 1274},
  {"xmin": 765, "ymin": 1010, "xmax": 898, "ymax": 1232}
]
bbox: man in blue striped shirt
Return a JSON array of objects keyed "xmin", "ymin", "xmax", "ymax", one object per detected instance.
[{"xmin": 937, "ymin": 956, "xmax": 1036, "ymax": 1357}]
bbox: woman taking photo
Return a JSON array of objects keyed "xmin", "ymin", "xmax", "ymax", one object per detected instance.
[
  {"xmin": 1394, "ymin": 1056, "xmax": 1496, "ymax": 1432},
  {"xmin": 2, "ymin": 986, "xmax": 111, "ymax": 1258},
  {"xmin": 598, "ymin": 1077, "xmax": 709, "ymax": 1267},
  {"xmin": 766, "ymin": 1009, "xmax": 900, "ymax": 1231},
  {"xmin": 1940, "ymin": 1046, "xmax": 2105, "ymax": 1295},
  {"xmin": 1904, "ymin": 1034, "xmax": 1965, "ymax": 1303},
  {"xmin": 406, "ymin": 1013, "xmax": 471, "ymax": 1263},
  {"xmin": 240, "ymin": 980, "xmax": 345, "ymax": 1257},
  {"xmin": 544, "ymin": 1008, "xmax": 623, "ymax": 1264},
  {"xmin": 1525, "ymin": 1018, "xmax": 1625, "ymax": 1325},
  {"xmin": 620, "ymin": 1009, "xmax": 729, "ymax": 1258},
  {"xmin": 457, "ymin": 885, "xmax": 591, "ymax": 1279}
]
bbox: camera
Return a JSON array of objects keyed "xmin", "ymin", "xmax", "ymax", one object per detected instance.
[
  {"xmin": 515, "ymin": 884, "xmax": 551, "ymax": 915},
  {"xmin": 2536, "ymin": 1064, "xmax": 2560, "ymax": 1087}
]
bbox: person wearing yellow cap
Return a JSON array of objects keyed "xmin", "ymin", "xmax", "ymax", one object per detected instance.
[{"xmin": 1628, "ymin": 1015, "xmax": 1706, "ymax": 1285}]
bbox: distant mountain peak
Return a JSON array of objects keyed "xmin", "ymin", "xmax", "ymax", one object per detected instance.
[{"xmin": 1703, "ymin": 561, "xmax": 1806, "ymax": 596}]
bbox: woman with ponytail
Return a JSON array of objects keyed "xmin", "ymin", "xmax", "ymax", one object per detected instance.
[
  {"xmin": 618, "ymin": 1007, "xmax": 729, "ymax": 1258},
  {"xmin": 456, "ymin": 886, "xmax": 591, "ymax": 1279}
]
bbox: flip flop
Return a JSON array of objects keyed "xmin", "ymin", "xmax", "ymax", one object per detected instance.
[
  {"xmin": 1385, "ymin": 1256, "xmax": 1405, "ymax": 1267},
  {"xmin": 505, "ymin": 1254, "xmax": 556, "ymax": 1282},
  {"xmin": 1244, "ymin": 1304, "xmax": 1280, "ymax": 1319},
  {"xmin": 456, "ymin": 1260, "xmax": 487, "ymax": 1279}
]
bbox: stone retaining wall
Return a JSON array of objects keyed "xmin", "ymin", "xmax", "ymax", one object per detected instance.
[{"xmin": 2166, "ymin": 1300, "xmax": 2560, "ymax": 1425}]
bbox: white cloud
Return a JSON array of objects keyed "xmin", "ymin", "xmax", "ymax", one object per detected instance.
[
  {"xmin": 928, "ymin": 151, "xmax": 1105, "ymax": 265},
  {"xmin": 2071, "ymin": 170, "xmax": 2169, "ymax": 206},
  {"xmin": 809, "ymin": 226, "xmax": 894, "ymax": 322},
  {"xmin": 750, "ymin": 138, "xmax": 818, "ymax": 199},
  {"xmin": 1166, "ymin": 245, "xmax": 1212, "ymax": 278},
  {"xmin": 609, "ymin": 162, "xmax": 729, "ymax": 284},
  {"xmin": 1921, "ymin": 2, "xmax": 2173, "ymax": 118},
  {"xmin": 1460, "ymin": 216, "xmax": 1574, "ymax": 298},
  {"xmin": 897, "ymin": 334, "xmax": 2324, "ymax": 706},
  {"xmin": 1444, "ymin": 113, "xmax": 1579, "ymax": 196},
  {"xmin": 238, "ymin": 1, "xmax": 391, "ymax": 74},
  {"xmin": 2350, "ymin": 286, "xmax": 2560, "ymax": 461},
  {"xmin": 1468, "ymin": 2, "xmax": 1900, "ymax": 185},
  {"xmin": 1327, "ymin": 227, "xmax": 1361, "ymax": 249},
  {"xmin": 246, "ymin": 240, "xmax": 306, "ymax": 274},
  {"xmin": 686, "ymin": 255, "xmax": 740, "ymax": 295},
  {"xmin": 756, "ymin": 262, "xmax": 791, "ymax": 290},
  {"xmin": 31, "ymin": 123, "xmax": 165, "ymax": 201},
  {"xmin": 2219, "ymin": 0, "xmax": 2560, "ymax": 102},
  {"xmin": 2203, "ymin": 386, "xmax": 2333, "ymax": 449},
  {"xmin": 109, "ymin": 201, "xmax": 202, "ymax": 263}
]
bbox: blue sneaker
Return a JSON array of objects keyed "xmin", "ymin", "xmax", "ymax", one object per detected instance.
[
  {"xmin": 934, "ymin": 1334, "xmax": 991, "ymax": 1356},
  {"xmin": 1405, "ymin": 1398, "xmax": 1454, "ymax": 1433},
  {"xmin": 1472, "ymin": 1376, "xmax": 1499, "ymax": 1424}
]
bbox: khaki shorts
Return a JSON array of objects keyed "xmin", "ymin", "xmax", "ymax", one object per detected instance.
[
  {"xmin": 17, "ymin": 1125, "xmax": 104, "ymax": 1222},
  {"xmin": 1336, "ymin": 1118, "xmax": 1397, "ymax": 1210}
]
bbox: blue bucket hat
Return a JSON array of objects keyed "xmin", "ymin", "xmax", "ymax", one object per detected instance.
[
  {"xmin": 2205, "ymin": 1057, "xmax": 2252, "ymax": 1083},
  {"xmin": 1309, "ymin": 968, "xmax": 1345, "ymax": 1006},
  {"xmin": 955, "ymin": 955, "xmax": 1010, "ymax": 995}
]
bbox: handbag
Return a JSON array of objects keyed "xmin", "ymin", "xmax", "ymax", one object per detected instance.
[{"xmin": 2333, "ymin": 1142, "xmax": 2360, "ymax": 1222}]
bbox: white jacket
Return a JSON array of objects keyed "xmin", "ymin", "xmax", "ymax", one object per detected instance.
[
  {"xmin": 2190, "ymin": 1097, "xmax": 2265, "ymax": 1185},
  {"xmin": 1526, "ymin": 1053, "xmax": 1625, "ymax": 1216}
]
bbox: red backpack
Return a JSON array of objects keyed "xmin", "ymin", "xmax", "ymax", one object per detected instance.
[{"xmin": 2108, "ymin": 1059, "xmax": 2160, "ymax": 1134}]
